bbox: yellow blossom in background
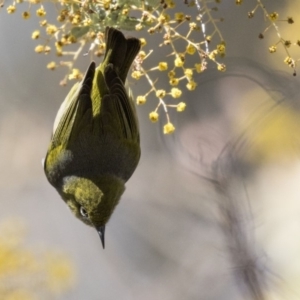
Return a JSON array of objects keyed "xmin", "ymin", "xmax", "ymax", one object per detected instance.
[
  {"xmin": 131, "ymin": 70, "xmax": 142, "ymax": 80},
  {"xmin": 284, "ymin": 56, "xmax": 294, "ymax": 68},
  {"xmin": 136, "ymin": 95, "xmax": 146, "ymax": 105},
  {"xmin": 269, "ymin": 12, "xmax": 279, "ymax": 21},
  {"xmin": 22, "ymin": 11, "xmax": 30, "ymax": 19},
  {"xmin": 189, "ymin": 22, "xmax": 198, "ymax": 30},
  {"xmin": 39, "ymin": 19, "xmax": 47, "ymax": 27},
  {"xmin": 135, "ymin": 23, "xmax": 143, "ymax": 31},
  {"xmin": 45, "ymin": 252, "xmax": 76, "ymax": 294},
  {"xmin": 56, "ymin": 47, "xmax": 63, "ymax": 56},
  {"xmin": 195, "ymin": 63, "xmax": 203, "ymax": 73},
  {"xmin": 269, "ymin": 45, "xmax": 276, "ymax": 53},
  {"xmin": 284, "ymin": 57, "xmax": 292, "ymax": 65},
  {"xmin": 34, "ymin": 45, "xmax": 44, "ymax": 53},
  {"xmin": 184, "ymin": 68, "xmax": 193, "ymax": 79},
  {"xmin": 170, "ymin": 88, "xmax": 182, "ymax": 98},
  {"xmin": 284, "ymin": 40, "xmax": 291, "ymax": 48},
  {"xmin": 186, "ymin": 44, "xmax": 196, "ymax": 55},
  {"xmin": 47, "ymin": 62, "xmax": 56, "ymax": 70},
  {"xmin": 164, "ymin": 122, "xmax": 175, "ymax": 134},
  {"xmin": 122, "ymin": 8, "xmax": 129, "ymax": 15},
  {"xmin": 186, "ymin": 80, "xmax": 197, "ymax": 91},
  {"xmin": 46, "ymin": 25, "xmax": 58, "ymax": 35},
  {"xmin": 243, "ymin": 105, "xmax": 300, "ymax": 163},
  {"xmin": 174, "ymin": 57, "xmax": 184, "ymax": 67},
  {"xmin": 5, "ymin": 0, "xmax": 298, "ymax": 131},
  {"xmin": 177, "ymin": 102, "xmax": 186, "ymax": 112},
  {"xmin": 6, "ymin": 5, "xmax": 16, "ymax": 13},
  {"xmin": 5, "ymin": 0, "xmax": 227, "ymax": 130},
  {"xmin": 36, "ymin": 7, "xmax": 46, "ymax": 17},
  {"xmin": 158, "ymin": 62, "xmax": 168, "ymax": 71},
  {"xmin": 0, "ymin": 219, "xmax": 76, "ymax": 299},
  {"xmin": 158, "ymin": 13, "xmax": 170, "ymax": 24},
  {"xmin": 139, "ymin": 38, "xmax": 147, "ymax": 47},
  {"xmin": 206, "ymin": 36, "xmax": 212, "ymax": 44},
  {"xmin": 31, "ymin": 30, "xmax": 40, "ymax": 39},
  {"xmin": 44, "ymin": 45, "xmax": 51, "ymax": 54},
  {"xmin": 169, "ymin": 78, "xmax": 179, "ymax": 86},
  {"xmin": 168, "ymin": 71, "xmax": 175, "ymax": 78},
  {"xmin": 149, "ymin": 112, "xmax": 159, "ymax": 122},
  {"xmin": 156, "ymin": 89, "xmax": 166, "ymax": 98},
  {"xmin": 4, "ymin": 290, "xmax": 35, "ymax": 300},
  {"xmin": 217, "ymin": 64, "xmax": 226, "ymax": 72},
  {"xmin": 216, "ymin": 43, "xmax": 226, "ymax": 54},
  {"xmin": 103, "ymin": 0, "xmax": 110, "ymax": 10},
  {"xmin": 68, "ymin": 69, "xmax": 82, "ymax": 80},
  {"xmin": 208, "ymin": 50, "xmax": 218, "ymax": 60},
  {"xmin": 139, "ymin": 51, "xmax": 146, "ymax": 60},
  {"xmin": 174, "ymin": 12, "xmax": 185, "ymax": 22},
  {"xmin": 166, "ymin": 0, "xmax": 175, "ymax": 9}
]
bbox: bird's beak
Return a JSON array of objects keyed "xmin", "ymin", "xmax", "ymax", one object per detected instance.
[{"xmin": 97, "ymin": 226, "xmax": 105, "ymax": 249}]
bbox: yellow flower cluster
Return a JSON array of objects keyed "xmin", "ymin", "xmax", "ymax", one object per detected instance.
[
  {"xmin": 131, "ymin": 70, "xmax": 143, "ymax": 80},
  {"xmin": 158, "ymin": 62, "xmax": 168, "ymax": 71},
  {"xmin": 5, "ymin": 0, "xmax": 229, "ymax": 133},
  {"xmin": 22, "ymin": 11, "xmax": 30, "ymax": 19},
  {"xmin": 36, "ymin": 7, "xmax": 46, "ymax": 17},
  {"xmin": 6, "ymin": 5, "xmax": 16, "ymax": 13},
  {"xmin": 34, "ymin": 45, "xmax": 44, "ymax": 53},
  {"xmin": 186, "ymin": 44, "xmax": 196, "ymax": 55},
  {"xmin": 31, "ymin": 30, "xmax": 40, "ymax": 39},
  {"xmin": 243, "ymin": 1, "xmax": 297, "ymax": 75},
  {"xmin": 175, "ymin": 12, "xmax": 185, "ymax": 22},
  {"xmin": 186, "ymin": 81, "xmax": 197, "ymax": 91},
  {"xmin": 177, "ymin": 102, "xmax": 186, "ymax": 112},
  {"xmin": 284, "ymin": 56, "xmax": 294, "ymax": 67},
  {"xmin": 184, "ymin": 68, "xmax": 193, "ymax": 79},
  {"xmin": 217, "ymin": 64, "xmax": 226, "ymax": 72},
  {"xmin": 174, "ymin": 56, "xmax": 184, "ymax": 68},
  {"xmin": 269, "ymin": 45, "xmax": 276, "ymax": 53},
  {"xmin": 46, "ymin": 24, "xmax": 58, "ymax": 35},
  {"xmin": 171, "ymin": 88, "xmax": 182, "ymax": 98},
  {"xmin": 68, "ymin": 68, "xmax": 83, "ymax": 80},
  {"xmin": 268, "ymin": 12, "xmax": 279, "ymax": 22},
  {"xmin": 156, "ymin": 89, "xmax": 166, "ymax": 98},
  {"xmin": 169, "ymin": 78, "xmax": 179, "ymax": 86},
  {"xmin": 164, "ymin": 122, "xmax": 175, "ymax": 134},
  {"xmin": 47, "ymin": 61, "xmax": 57, "ymax": 70},
  {"xmin": 149, "ymin": 111, "xmax": 159, "ymax": 123},
  {"xmin": 5, "ymin": 0, "xmax": 298, "ymax": 132},
  {"xmin": 136, "ymin": 96, "xmax": 146, "ymax": 105}
]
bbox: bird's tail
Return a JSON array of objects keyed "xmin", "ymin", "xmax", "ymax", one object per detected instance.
[{"xmin": 101, "ymin": 27, "xmax": 141, "ymax": 83}]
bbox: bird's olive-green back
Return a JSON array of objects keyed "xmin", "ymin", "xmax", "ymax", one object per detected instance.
[{"xmin": 44, "ymin": 27, "xmax": 141, "ymax": 229}]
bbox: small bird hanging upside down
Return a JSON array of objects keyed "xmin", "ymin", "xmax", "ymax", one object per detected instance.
[{"xmin": 44, "ymin": 27, "xmax": 141, "ymax": 249}]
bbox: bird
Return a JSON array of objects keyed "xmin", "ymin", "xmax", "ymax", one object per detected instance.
[{"xmin": 44, "ymin": 27, "xmax": 141, "ymax": 248}]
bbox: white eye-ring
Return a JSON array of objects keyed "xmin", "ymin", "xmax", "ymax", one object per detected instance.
[{"xmin": 80, "ymin": 206, "xmax": 88, "ymax": 218}]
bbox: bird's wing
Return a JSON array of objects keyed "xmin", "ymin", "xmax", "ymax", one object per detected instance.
[
  {"xmin": 100, "ymin": 64, "xmax": 139, "ymax": 141},
  {"xmin": 50, "ymin": 62, "xmax": 96, "ymax": 148}
]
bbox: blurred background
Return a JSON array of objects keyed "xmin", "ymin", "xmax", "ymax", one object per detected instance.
[{"xmin": 1, "ymin": 1, "xmax": 300, "ymax": 299}]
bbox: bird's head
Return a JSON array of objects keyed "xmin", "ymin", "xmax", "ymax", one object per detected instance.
[{"xmin": 62, "ymin": 175, "xmax": 125, "ymax": 248}]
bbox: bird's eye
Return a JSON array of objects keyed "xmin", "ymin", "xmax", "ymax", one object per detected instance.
[{"xmin": 80, "ymin": 206, "xmax": 88, "ymax": 218}]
